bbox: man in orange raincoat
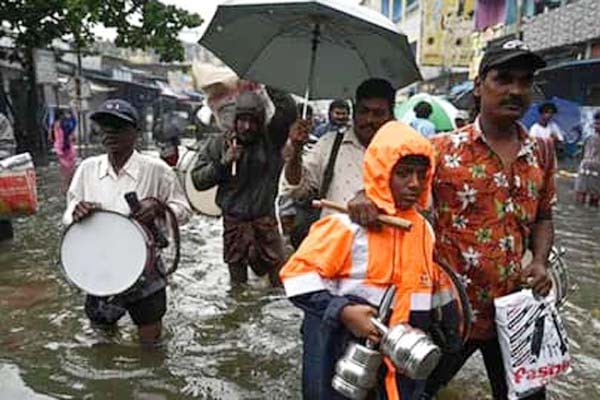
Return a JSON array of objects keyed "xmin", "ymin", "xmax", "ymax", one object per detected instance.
[{"xmin": 280, "ymin": 121, "xmax": 459, "ymax": 399}]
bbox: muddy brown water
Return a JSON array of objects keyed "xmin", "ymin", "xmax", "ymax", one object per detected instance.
[{"xmin": 0, "ymin": 161, "xmax": 598, "ymax": 399}]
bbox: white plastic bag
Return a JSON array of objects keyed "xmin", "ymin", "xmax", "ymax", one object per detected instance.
[{"xmin": 495, "ymin": 290, "xmax": 571, "ymax": 399}]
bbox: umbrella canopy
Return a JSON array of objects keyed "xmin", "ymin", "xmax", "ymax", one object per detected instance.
[
  {"xmin": 536, "ymin": 59, "xmax": 600, "ymax": 106},
  {"xmin": 395, "ymin": 93, "xmax": 458, "ymax": 132},
  {"xmin": 199, "ymin": 0, "xmax": 421, "ymax": 100}
]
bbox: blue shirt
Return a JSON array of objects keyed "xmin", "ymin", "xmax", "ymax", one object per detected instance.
[{"xmin": 410, "ymin": 118, "xmax": 436, "ymax": 138}]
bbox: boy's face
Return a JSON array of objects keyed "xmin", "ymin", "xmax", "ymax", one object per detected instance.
[{"xmin": 390, "ymin": 156, "xmax": 430, "ymax": 210}]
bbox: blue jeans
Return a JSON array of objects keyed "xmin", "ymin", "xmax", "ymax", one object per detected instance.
[{"xmin": 301, "ymin": 312, "xmax": 353, "ymax": 400}]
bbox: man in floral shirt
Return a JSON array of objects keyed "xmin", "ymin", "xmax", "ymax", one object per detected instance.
[
  {"xmin": 424, "ymin": 41, "xmax": 556, "ymax": 400},
  {"xmin": 348, "ymin": 40, "xmax": 555, "ymax": 400}
]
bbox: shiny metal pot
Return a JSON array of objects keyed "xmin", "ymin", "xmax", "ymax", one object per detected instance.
[
  {"xmin": 332, "ymin": 341, "xmax": 382, "ymax": 399},
  {"xmin": 332, "ymin": 374, "xmax": 368, "ymax": 400},
  {"xmin": 371, "ymin": 318, "xmax": 441, "ymax": 379},
  {"xmin": 335, "ymin": 342, "xmax": 382, "ymax": 387},
  {"xmin": 332, "ymin": 287, "xmax": 397, "ymax": 399}
]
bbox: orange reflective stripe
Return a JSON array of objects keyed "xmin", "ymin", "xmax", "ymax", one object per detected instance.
[{"xmin": 384, "ymin": 358, "xmax": 400, "ymax": 400}]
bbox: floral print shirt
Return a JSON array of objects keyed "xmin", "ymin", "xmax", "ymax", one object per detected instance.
[{"xmin": 431, "ymin": 118, "xmax": 557, "ymax": 340}]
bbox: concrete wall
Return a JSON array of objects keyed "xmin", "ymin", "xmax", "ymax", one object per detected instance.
[{"xmin": 523, "ymin": 0, "xmax": 600, "ymax": 52}]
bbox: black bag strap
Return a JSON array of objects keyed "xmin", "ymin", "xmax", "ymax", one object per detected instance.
[{"xmin": 318, "ymin": 129, "xmax": 346, "ymax": 198}]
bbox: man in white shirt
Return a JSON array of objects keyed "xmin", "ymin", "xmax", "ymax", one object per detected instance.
[
  {"xmin": 64, "ymin": 99, "xmax": 191, "ymax": 345},
  {"xmin": 529, "ymin": 102, "xmax": 564, "ymax": 143},
  {"xmin": 280, "ymin": 78, "xmax": 396, "ymax": 246}
]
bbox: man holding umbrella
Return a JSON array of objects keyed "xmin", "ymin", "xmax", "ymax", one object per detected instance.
[{"xmin": 280, "ymin": 78, "xmax": 396, "ymax": 247}]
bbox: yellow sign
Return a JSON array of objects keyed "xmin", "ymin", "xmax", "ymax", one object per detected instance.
[
  {"xmin": 468, "ymin": 25, "xmax": 508, "ymax": 79},
  {"xmin": 420, "ymin": 0, "xmax": 475, "ymax": 67}
]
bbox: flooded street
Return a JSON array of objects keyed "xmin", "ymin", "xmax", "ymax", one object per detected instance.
[{"xmin": 0, "ymin": 161, "xmax": 599, "ymax": 400}]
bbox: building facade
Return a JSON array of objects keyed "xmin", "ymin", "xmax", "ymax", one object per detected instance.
[{"xmin": 361, "ymin": 0, "xmax": 470, "ymax": 94}]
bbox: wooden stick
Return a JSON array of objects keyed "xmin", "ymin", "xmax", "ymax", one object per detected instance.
[{"xmin": 312, "ymin": 199, "xmax": 412, "ymax": 230}]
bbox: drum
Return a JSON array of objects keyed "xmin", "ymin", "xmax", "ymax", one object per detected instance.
[
  {"xmin": 176, "ymin": 146, "xmax": 222, "ymax": 217},
  {"xmin": 60, "ymin": 211, "xmax": 154, "ymax": 296}
]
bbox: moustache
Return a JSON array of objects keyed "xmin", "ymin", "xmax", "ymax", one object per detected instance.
[
  {"xmin": 358, "ymin": 123, "xmax": 378, "ymax": 132},
  {"xmin": 500, "ymin": 97, "xmax": 526, "ymax": 108}
]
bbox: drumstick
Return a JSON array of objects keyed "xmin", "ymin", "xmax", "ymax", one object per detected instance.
[
  {"xmin": 312, "ymin": 199, "xmax": 412, "ymax": 230},
  {"xmin": 124, "ymin": 192, "xmax": 169, "ymax": 248},
  {"xmin": 231, "ymin": 137, "xmax": 237, "ymax": 177}
]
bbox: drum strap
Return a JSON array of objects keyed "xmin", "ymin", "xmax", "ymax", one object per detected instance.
[
  {"xmin": 142, "ymin": 198, "xmax": 181, "ymax": 277},
  {"xmin": 319, "ymin": 129, "xmax": 346, "ymax": 198}
]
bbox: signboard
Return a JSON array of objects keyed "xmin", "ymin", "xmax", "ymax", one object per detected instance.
[
  {"xmin": 65, "ymin": 77, "xmax": 91, "ymax": 100},
  {"xmin": 468, "ymin": 25, "xmax": 510, "ymax": 79},
  {"xmin": 420, "ymin": 0, "xmax": 475, "ymax": 67},
  {"xmin": 33, "ymin": 49, "xmax": 58, "ymax": 85}
]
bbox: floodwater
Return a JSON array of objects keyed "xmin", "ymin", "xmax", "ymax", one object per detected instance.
[{"xmin": 0, "ymin": 159, "xmax": 598, "ymax": 400}]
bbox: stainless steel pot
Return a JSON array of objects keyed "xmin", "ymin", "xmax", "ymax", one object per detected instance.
[
  {"xmin": 335, "ymin": 342, "xmax": 382, "ymax": 387},
  {"xmin": 332, "ymin": 287, "xmax": 397, "ymax": 399},
  {"xmin": 331, "ymin": 342, "xmax": 382, "ymax": 399},
  {"xmin": 371, "ymin": 318, "xmax": 441, "ymax": 379},
  {"xmin": 332, "ymin": 374, "xmax": 369, "ymax": 400}
]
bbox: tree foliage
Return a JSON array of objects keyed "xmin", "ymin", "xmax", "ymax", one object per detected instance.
[
  {"xmin": 0, "ymin": 0, "xmax": 202, "ymax": 163},
  {"xmin": 0, "ymin": 0, "xmax": 203, "ymax": 62}
]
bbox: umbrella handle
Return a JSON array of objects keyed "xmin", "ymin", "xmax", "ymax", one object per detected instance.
[
  {"xmin": 302, "ymin": 23, "xmax": 320, "ymax": 120},
  {"xmin": 231, "ymin": 138, "xmax": 237, "ymax": 177}
]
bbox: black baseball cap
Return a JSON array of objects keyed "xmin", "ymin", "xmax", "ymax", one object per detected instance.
[
  {"xmin": 90, "ymin": 99, "xmax": 139, "ymax": 128},
  {"xmin": 479, "ymin": 39, "xmax": 546, "ymax": 77}
]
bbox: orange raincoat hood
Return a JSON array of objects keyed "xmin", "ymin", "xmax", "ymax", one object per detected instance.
[{"xmin": 363, "ymin": 121, "xmax": 435, "ymax": 216}]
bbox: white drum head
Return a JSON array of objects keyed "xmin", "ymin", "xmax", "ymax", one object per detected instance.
[
  {"xmin": 60, "ymin": 211, "xmax": 148, "ymax": 296},
  {"xmin": 177, "ymin": 148, "xmax": 222, "ymax": 217}
]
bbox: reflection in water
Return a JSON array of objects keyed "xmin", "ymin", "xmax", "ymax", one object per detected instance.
[{"xmin": 0, "ymin": 165, "xmax": 598, "ymax": 399}]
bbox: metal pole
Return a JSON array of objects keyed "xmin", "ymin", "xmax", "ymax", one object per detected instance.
[
  {"xmin": 516, "ymin": 0, "xmax": 524, "ymax": 40},
  {"xmin": 76, "ymin": 48, "xmax": 85, "ymax": 157},
  {"xmin": 302, "ymin": 23, "xmax": 320, "ymax": 119}
]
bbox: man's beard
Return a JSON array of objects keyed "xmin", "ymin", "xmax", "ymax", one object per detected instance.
[{"xmin": 236, "ymin": 130, "xmax": 261, "ymax": 144}]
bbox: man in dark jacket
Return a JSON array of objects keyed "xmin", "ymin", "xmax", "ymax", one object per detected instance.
[{"xmin": 191, "ymin": 89, "xmax": 296, "ymax": 286}]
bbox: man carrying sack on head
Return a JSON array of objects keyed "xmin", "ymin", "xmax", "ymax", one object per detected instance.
[
  {"xmin": 63, "ymin": 99, "xmax": 191, "ymax": 345},
  {"xmin": 191, "ymin": 90, "xmax": 296, "ymax": 287}
]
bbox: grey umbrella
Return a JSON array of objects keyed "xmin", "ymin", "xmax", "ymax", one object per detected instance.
[{"xmin": 200, "ymin": 0, "xmax": 421, "ymax": 111}]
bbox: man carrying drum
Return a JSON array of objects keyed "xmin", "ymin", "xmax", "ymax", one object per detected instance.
[{"xmin": 63, "ymin": 99, "xmax": 191, "ymax": 345}]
